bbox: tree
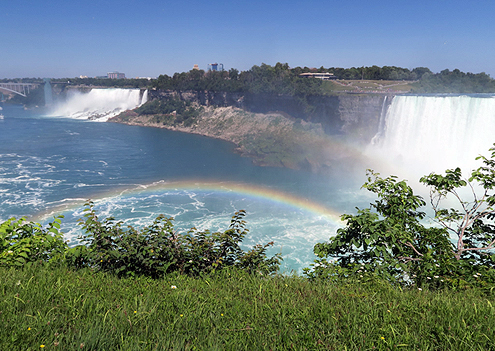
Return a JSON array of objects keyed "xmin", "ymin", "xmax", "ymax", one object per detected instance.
[
  {"xmin": 306, "ymin": 145, "xmax": 495, "ymax": 289},
  {"xmin": 420, "ymin": 146, "xmax": 495, "ymax": 263},
  {"xmin": 228, "ymin": 68, "xmax": 239, "ymax": 80},
  {"xmin": 412, "ymin": 67, "xmax": 432, "ymax": 80}
]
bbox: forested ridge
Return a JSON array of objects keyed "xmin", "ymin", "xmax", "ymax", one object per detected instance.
[
  {"xmin": 5, "ymin": 63, "xmax": 495, "ymax": 97},
  {"xmin": 149, "ymin": 63, "xmax": 495, "ymax": 94}
]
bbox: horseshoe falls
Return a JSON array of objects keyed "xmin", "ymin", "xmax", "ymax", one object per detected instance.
[{"xmin": 369, "ymin": 95, "xmax": 495, "ymax": 179}]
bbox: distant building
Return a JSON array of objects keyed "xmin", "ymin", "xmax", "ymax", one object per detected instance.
[
  {"xmin": 107, "ymin": 71, "xmax": 126, "ymax": 79},
  {"xmin": 193, "ymin": 64, "xmax": 200, "ymax": 70},
  {"xmin": 208, "ymin": 63, "xmax": 224, "ymax": 72},
  {"xmin": 299, "ymin": 72, "xmax": 336, "ymax": 80}
]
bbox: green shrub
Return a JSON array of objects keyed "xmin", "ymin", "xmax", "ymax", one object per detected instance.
[
  {"xmin": 0, "ymin": 216, "xmax": 67, "ymax": 267},
  {"xmin": 71, "ymin": 201, "xmax": 281, "ymax": 277}
]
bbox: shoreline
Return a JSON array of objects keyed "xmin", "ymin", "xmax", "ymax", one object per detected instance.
[
  {"xmin": 108, "ymin": 109, "xmax": 256, "ymax": 163},
  {"xmin": 108, "ymin": 106, "xmax": 361, "ymax": 172}
]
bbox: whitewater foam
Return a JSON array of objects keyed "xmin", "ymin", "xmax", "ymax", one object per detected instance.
[
  {"xmin": 368, "ymin": 94, "xmax": 495, "ymax": 180},
  {"xmin": 50, "ymin": 88, "xmax": 148, "ymax": 122}
]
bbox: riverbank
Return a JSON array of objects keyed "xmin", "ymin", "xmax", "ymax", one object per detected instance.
[{"xmin": 109, "ymin": 106, "xmax": 364, "ymax": 172}]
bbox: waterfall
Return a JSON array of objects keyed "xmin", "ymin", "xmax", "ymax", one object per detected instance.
[
  {"xmin": 50, "ymin": 88, "xmax": 147, "ymax": 122},
  {"xmin": 367, "ymin": 95, "xmax": 495, "ymax": 179},
  {"xmin": 140, "ymin": 89, "xmax": 148, "ymax": 105},
  {"xmin": 370, "ymin": 95, "xmax": 387, "ymax": 145}
]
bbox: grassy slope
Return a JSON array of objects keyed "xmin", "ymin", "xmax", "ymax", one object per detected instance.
[
  {"xmin": 2, "ymin": 265, "xmax": 495, "ymax": 350},
  {"xmin": 322, "ymin": 80, "xmax": 415, "ymax": 93}
]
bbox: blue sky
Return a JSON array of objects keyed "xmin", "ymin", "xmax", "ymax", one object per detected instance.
[{"xmin": 2, "ymin": 0, "xmax": 495, "ymax": 78}]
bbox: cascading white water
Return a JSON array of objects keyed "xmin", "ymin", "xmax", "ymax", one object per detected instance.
[
  {"xmin": 368, "ymin": 95, "xmax": 495, "ymax": 179},
  {"xmin": 140, "ymin": 89, "xmax": 148, "ymax": 105},
  {"xmin": 50, "ymin": 88, "xmax": 148, "ymax": 122},
  {"xmin": 370, "ymin": 95, "xmax": 387, "ymax": 145}
]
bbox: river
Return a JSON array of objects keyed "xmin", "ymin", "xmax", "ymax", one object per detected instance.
[{"xmin": 0, "ymin": 104, "xmax": 362, "ymax": 272}]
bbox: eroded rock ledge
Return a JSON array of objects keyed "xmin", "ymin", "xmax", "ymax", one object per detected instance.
[{"xmin": 109, "ymin": 106, "xmax": 365, "ymax": 173}]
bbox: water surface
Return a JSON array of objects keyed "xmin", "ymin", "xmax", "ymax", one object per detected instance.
[{"xmin": 0, "ymin": 104, "xmax": 362, "ymax": 272}]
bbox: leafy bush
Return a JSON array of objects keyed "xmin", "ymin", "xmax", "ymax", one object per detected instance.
[
  {"xmin": 68, "ymin": 201, "xmax": 281, "ymax": 277},
  {"xmin": 0, "ymin": 216, "xmax": 67, "ymax": 267}
]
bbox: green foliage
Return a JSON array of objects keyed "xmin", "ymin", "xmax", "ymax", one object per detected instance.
[
  {"xmin": 307, "ymin": 146, "xmax": 495, "ymax": 289},
  {"xmin": 325, "ymin": 65, "xmax": 424, "ymax": 80},
  {"xmin": 420, "ymin": 144, "xmax": 495, "ymax": 270},
  {"xmin": 412, "ymin": 69, "xmax": 495, "ymax": 93},
  {"xmin": 70, "ymin": 201, "xmax": 281, "ymax": 277},
  {"xmin": 0, "ymin": 216, "xmax": 67, "ymax": 267},
  {"xmin": 306, "ymin": 170, "xmax": 454, "ymax": 287},
  {"xmin": 51, "ymin": 77, "xmax": 150, "ymax": 88},
  {"xmin": 150, "ymin": 63, "xmax": 324, "ymax": 97},
  {"xmin": 0, "ymin": 203, "xmax": 280, "ymax": 277},
  {"xmin": 135, "ymin": 98, "xmax": 202, "ymax": 126}
]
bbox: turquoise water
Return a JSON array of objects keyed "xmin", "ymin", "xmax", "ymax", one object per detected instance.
[{"xmin": 0, "ymin": 104, "xmax": 366, "ymax": 272}]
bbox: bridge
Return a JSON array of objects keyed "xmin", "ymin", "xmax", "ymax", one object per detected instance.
[{"xmin": 0, "ymin": 83, "xmax": 39, "ymax": 97}]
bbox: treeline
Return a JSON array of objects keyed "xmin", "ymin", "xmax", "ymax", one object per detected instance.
[
  {"xmin": 63, "ymin": 66, "xmax": 495, "ymax": 94},
  {"xmin": 5, "ymin": 64, "xmax": 495, "ymax": 101},
  {"xmin": 151, "ymin": 63, "xmax": 324, "ymax": 96},
  {"xmin": 150, "ymin": 63, "xmax": 495, "ymax": 94},
  {"xmin": 51, "ymin": 77, "xmax": 150, "ymax": 88},
  {"xmin": 411, "ymin": 69, "xmax": 495, "ymax": 93},
  {"xmin": 312, "ymin": 65, "xmax": 431, "ymax": 81},
  {"xmin": 150, "ymin": 63, "xmax": 421, "ymax": 94},
  {"xmin": 151, "ymin": 63, "xmax": 423, "ymax": 95}
]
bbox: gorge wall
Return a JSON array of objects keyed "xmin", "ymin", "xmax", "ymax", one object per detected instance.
[
  {"xmin": 147, "ymin": 89, "xmax": 391, "ymax": 144},
  {"xmin": 48, "ymin": 86, "xmax": 388, "ymax": 144}
]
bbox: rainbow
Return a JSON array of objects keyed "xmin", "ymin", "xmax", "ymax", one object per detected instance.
[{"xmin": 33, "ymin": 179, "xmax": 345, "ymax": 226}]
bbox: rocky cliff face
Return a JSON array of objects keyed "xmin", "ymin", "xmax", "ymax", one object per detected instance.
[
  {"xmin": 337, "ymin": 94, "xmax": 392, "ymax": 142},
  {"xmin": 110, "ymin": 106, "xmax": 348, "ymax": 172},
  {"xmin": 147, "ymin": 90, "xmax": 391, "ymax": 144}
]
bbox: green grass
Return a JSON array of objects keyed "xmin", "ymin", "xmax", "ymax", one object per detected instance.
[
  {"xmin": 321, "ymin": 80, "xmax": 415, "ymax": 93},
  {"xmin": 2, "ymin": 265, "xmax": 495, "ymax": 350}
]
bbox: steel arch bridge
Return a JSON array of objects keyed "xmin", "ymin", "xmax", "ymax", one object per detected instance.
[{"xmin": 0, "ymin": 83, "xmax": 39, "ymax": 97}]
